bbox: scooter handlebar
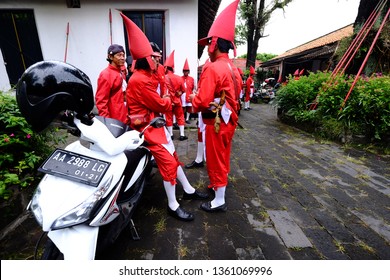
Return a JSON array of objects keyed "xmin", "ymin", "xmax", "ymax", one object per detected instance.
[{"xmin": 74, "ymin": 118, "xmax": 144, "ymax": 155}]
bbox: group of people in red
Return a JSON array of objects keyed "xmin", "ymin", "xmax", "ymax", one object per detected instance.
[
  {"xmin": 94, "ymin": 0, "xmax": 242, "ymax": 222},
  {"xmin": 95, "ymin": 46, "xmax": 193, "ymax": 141}
]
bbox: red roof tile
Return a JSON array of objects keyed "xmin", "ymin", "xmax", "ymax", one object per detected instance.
[
  {"xmin": 274, "ymin": 24, "xmax": 353, "ymax": 60},
  {"xmin": 230, "ymin": 58, "xmax": 261, "ymax": 71},
  {"xmin": 198, "ymin": 57, "xmax": 261, "ymax": 73}
]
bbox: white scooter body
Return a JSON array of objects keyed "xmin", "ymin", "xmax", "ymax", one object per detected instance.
[{"xmin": 30, "ymin": 117, "xmax": 149, "ymax": 259}]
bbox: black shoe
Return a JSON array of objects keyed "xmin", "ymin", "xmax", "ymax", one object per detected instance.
[
  {"xmin": 200, "ymin": 201, "xmax": 227, "ymax": 213},
  {"xmin": 244, "ymin": 108, "xmax": 249, "ymax": 111},
  {"xmin": 185, "ymin": 160, "xmax": 204, "ymax": 169},
  {"xmin": 179, "ymin": 136, "xmax": 188, "ymax": 141},
  {"xmin": 182, "ymin": 190, "xmax": 209, "ymax": 200},
  {"xmin": 171, "ymin": 135, "xmax": 174, "ymax": 140},
  {"xmin": 167, "ymin": 206, "xmax": 194, "ymax": 221},
  {"xmin": 207, "ymin": 187, "xmax": 215, "ymax": 195},
  {"xmin": 185, "ymin": 120, "xmax": 191, "ymax": 124}
]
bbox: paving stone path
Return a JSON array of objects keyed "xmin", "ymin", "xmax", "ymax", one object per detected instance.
[
  {"xmin": 110, "ymin": 103, "xmax": 390, "ymax": 260},
  {"xmin": 1, "ymin": 102, "xmax": 389, "ymax": 260}
]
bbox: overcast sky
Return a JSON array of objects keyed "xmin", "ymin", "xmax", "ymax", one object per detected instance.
[{"xmin": 201, "ymin": 0, "xmax": 360, "ymax": 60}]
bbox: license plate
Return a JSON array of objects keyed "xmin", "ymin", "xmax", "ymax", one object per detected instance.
[{"xmin": 38, "ymin": 149, "xmax": 111, "ymax": 187}]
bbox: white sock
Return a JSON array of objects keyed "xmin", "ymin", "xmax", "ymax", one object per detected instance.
[
  {"xmin": 163, "ymin": 181, "xmax": 180, "ymax": 210},
  {"xmin": 176, "ymin": 166, "xmax": 195, "ymax": 194},
  {"xmin": 186, "ymin": 112, "xmax": 190, "ymax": 121},
  {"xmin": 179, "ymin": 125, "xmax": 185, "ymax": 137},
  {"xmin": 202, "ymin": 131, "xmax": 206, "ymax": 162},
  {"xmin": 195, "ymin": 141, "xmax": 204, "ymax": 163},
  {"xmin": 167, "ymin": 126, "xmax": 173, "ymax": 136},
  {"xmin": 211, "ymin": 186, "xmax": 226, "ymax": 208}
]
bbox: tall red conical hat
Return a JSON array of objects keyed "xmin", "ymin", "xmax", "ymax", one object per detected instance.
[
  {"xmin": 250, "ymin": 65, "xmax": 255, "ymax": 75},
  {"xmin": 198, "ymin": 0, "xmax": 239, "ymax": 56},
  {"xmin": 120, "ymin": 13, "xmax": 155, "ymax": 69},
  {"xmin": 183, "ymin": 59, "xmax": 189, "ymax": 71},
  {"xmin": 164, "ymin": 50, "xmax": 175, "ymax": 69},
  {"xmin": 294, "ymin": 69, "xmax": 300, "ymax": 76}
]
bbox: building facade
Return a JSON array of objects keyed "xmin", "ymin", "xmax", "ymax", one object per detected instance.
[
  {"xmin": 0, "ymin": 0, "xmax": 208, "ymax": 92},
  {"xmin": 260, "ymin": 24, "xmax": 354, "ymax": 82}
]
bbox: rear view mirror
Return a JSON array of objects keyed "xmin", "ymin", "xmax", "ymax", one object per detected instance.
[
  {"xmin": 140, "ymin": 117, "xmax": 166, "ymax": 137},
  {"xmin": 150, "ymin": 117, "xmax": 166, "ymax": 128}
]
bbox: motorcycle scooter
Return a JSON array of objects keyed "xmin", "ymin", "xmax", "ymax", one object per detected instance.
[
  {"xmin": 29, "ymin": 114, "xmax": 165, "ymax": 259},
  {"xmin": 15, "ymin": 60, "xmax": 165, "ymax": 260},
  {"xmin": 258, "ymin": 78, "xmax": 280, "ymax": 104}
]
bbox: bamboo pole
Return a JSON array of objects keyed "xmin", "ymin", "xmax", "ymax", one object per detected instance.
[
  {"xmin": 64, "ymin": 22, "xmax": 70, "ymax": 62},
  {"xmin": 340, "ymin": 6, "xmax": 390, "ymax": 110},
  {"xmin": 109, "ymin": 9, "xmax": 113, "ymax": 45}
]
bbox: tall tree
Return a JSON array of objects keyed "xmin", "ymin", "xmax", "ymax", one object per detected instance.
[
  {"xmin": 237, "ymin": 0, "xmax": 294, "ymax": 69},
  {"xmin": 348, "ymin": 0, "xmax": 390, "ymax": 74},
  {"xmin": 354, "ymin": 0, "xmax": 389, "ymax": 25}
]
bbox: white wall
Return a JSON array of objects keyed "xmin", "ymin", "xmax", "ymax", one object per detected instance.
[
  {"xmin": 0, "ymin": 0, "xmax": 198, "ymax": 92},
  {"xmin": 0, "ymin": 50, "xmax": 9, "ymax": 91}
]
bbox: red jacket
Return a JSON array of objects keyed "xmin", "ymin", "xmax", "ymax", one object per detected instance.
[
  {"xmin": 95, "ymin": 64, "xmax": 127, "ymax": 123},
  {"xmin": 165, "ymin": 71, "xmax": 185, "ymax": 106},
  {"xmin": 182, "ymin": 75, "xmax": 195, "ymax": 103},
  {"xmin": 126, "ymin": 69, "xmax": 172, "ymax": 144},
  {"xmin": 245, "ymin": 75, "xmax": 254, "ymax": 102},
  {"xmin": 192, "ymin": 53, "xmax": 241, "ymax": 125},
  {"xmin": 153, "ymin": 64, "xmax": 166, "ymax": 96}
]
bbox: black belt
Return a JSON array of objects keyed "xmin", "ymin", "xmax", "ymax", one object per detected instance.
[{"xmin": 202, "ymin": 112, "xmax": 220, "ymax": 119}]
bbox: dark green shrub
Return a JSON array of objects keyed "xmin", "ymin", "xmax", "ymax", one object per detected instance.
[
  {"xmin": 275, "ymin": 71, "xmax": 390, "ymax": 152},
  {"xmin": 345, "ymin": 74, "xmax": 390, "ymax": 141},
  {"xmin": 275, "ymin": 71, "xmax": 330, "ymax": 127},
  {"xmin": 0, "ymin": 91, "xmax": 67, "ymax": 200}
]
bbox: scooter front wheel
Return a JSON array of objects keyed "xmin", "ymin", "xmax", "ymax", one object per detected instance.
[{"xmin": 37, "ymin": 234, "xmax": 64, "ymax": 260}]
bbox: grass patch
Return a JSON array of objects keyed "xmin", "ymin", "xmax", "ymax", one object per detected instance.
[
  {"xmin": 153, "ymin": 217, "xmax": 166, "ymax": 234},
  {"xmin": 178, "ymin": 245, "xmax": 189, "ymax": 258},
  {"xmin": 357, "ymin": 241, "xmax": 376, "ymax": 255}
]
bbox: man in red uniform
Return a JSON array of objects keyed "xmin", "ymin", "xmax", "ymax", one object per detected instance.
[
  {"xmin": 150, "ymin": 42, "xmax": 166, "ymax": 97},
  {"xmin": 181, "ymin": 59, "xmax": 195, "ymax": 124},
  {"xmin": 95, "ymin": 44, "xmax": 128, "ymax": 123},
  {"xmin": 238, "ymin": 67, "xmax": 245, "ymax": 100},
  {"xmin": 244, "ymin": 66, "xmax": 255, "ymax": 110},
  {"xmin": 164, "ymin": 50, "xmax": 188, "ymax": 141},
  {"xmin": 190, "ymin": 0, "xmax": 241, "ymax": 212},
  {"xmin": 121, "ymin": 13, "xmax": 208, "ymax": 222}
]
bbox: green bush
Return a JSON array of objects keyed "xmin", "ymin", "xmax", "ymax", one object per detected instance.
[
  {"xmin": 346, "ymin": 74, "xmax": 390, "ymax": 141},
  {"xmin": 0, "ymin": 91, "xmax": 67, "ymax": 200},
  {"xmin": 275, "ymin": 71, "xmax": 390, "ymax": 152},
  {"xmin": 276, "ymin": 71, "xmax": 330, "ymax": 119}
]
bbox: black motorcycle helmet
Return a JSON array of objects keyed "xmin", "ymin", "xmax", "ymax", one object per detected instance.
[{"xmin": 16, "ymin": 60, "xmax": 94, "ymax": 132}]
